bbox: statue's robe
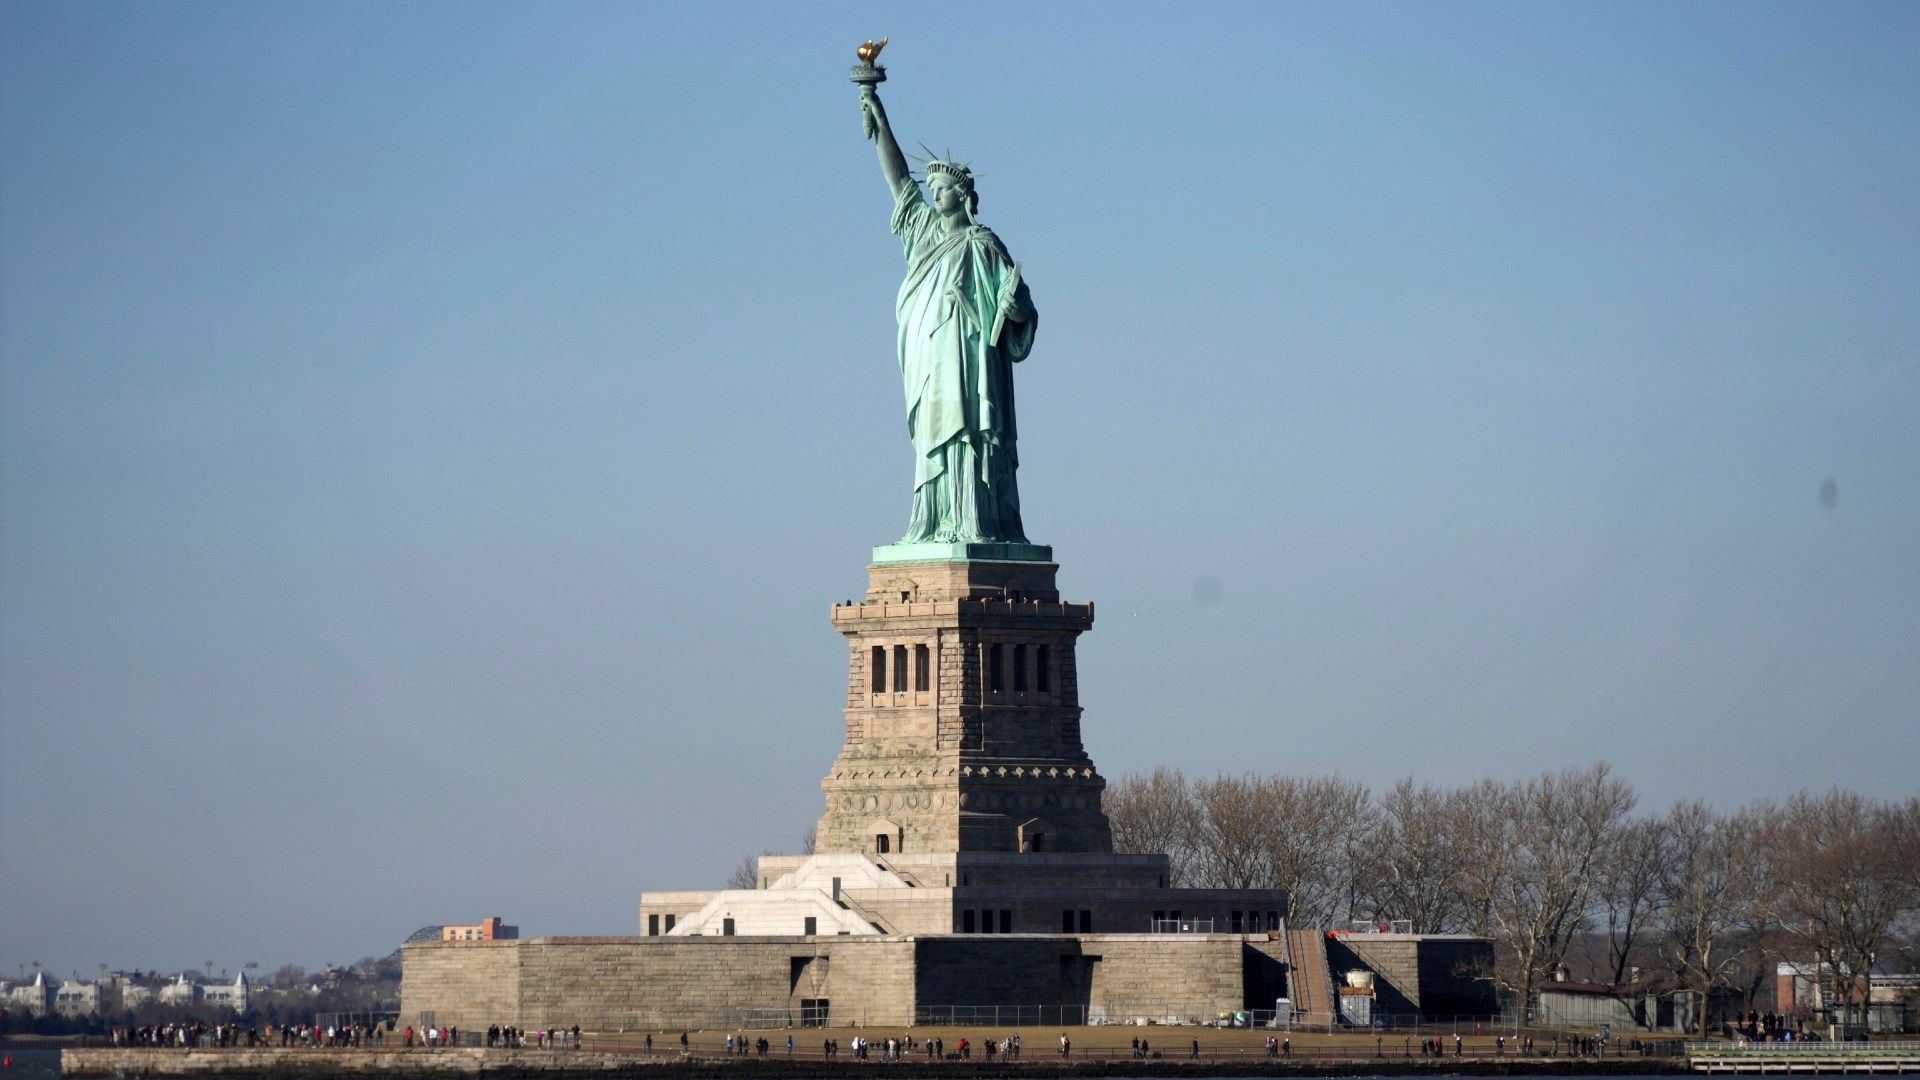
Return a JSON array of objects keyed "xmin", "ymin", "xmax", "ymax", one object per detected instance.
[{"xmin": 890, "ymin": 177, "xmax": 1038, "ymax": 543}]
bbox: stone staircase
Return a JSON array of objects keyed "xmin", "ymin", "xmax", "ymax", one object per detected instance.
[
  {"xmin": 1285, "ymin": 928, "xmax": 1336, "ymax": 1028},
  {"xmin": 872, "ymin": 855, "xmax": 922, "ymax": 887},
  {"xmin": 835, "ymin": 890, "xmax": 899, "ymax": 934}
]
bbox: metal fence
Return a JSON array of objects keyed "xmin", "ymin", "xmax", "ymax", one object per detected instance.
[
  {"xmin": 312, "ymin": 1010, "xmax": 398, "ymax": 1031},
  {"xmin": 464, "ymin": 1005, "xmax": 1632, "ymax": 1039},
  {"xmin": 566, "ymin": 1032, "xmax": 1690, "ymax": 1062},
  {"xmin": 1146, "ymin": 918, "xmax": 1217, "ymax": 934},
  {"xmin": 690, "ymin": 1004, "xmax": 1302, "ymax": 1031},
  {"xmin": 916, "ymin": 1005, "xmax": 1093, "ymax": 1027},
  {"xmin": 1361, "ymin": 1013, "xmax": 1523, "ymax": 1035},
  {"xmin": 725, "ymin": 1006, "xmax": 837, "ymax": 1029},
  {"xmin": 918, "ymin": 1005, "xmax": 1295, "ymax": 1028}
]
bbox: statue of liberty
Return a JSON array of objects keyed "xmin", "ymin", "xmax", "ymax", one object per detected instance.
[{"xmin": 855, "ymin": 53, "xmax": 1039, "ymax": 550}]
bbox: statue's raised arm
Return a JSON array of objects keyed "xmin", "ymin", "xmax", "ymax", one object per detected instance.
[
  {"xmin": 858, "ymin": 85, "xmax": 911, "ymax": 198},
  {"xmin": 851, "ymin": 38, "xmax": 911, "ymax": 200}
]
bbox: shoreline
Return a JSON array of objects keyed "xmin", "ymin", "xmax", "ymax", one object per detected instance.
[{"xmin": 60, "ymin": 1048, "xmax": 1683, "ymax": 1078}]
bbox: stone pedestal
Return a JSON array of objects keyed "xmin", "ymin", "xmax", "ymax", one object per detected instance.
[{"xmin": 816, "ymin": 558, "xmax": 1111, "ymax": 855}]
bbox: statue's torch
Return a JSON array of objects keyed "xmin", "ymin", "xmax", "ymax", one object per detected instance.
[{"xmin": 851, "ymin": 37, "xmax": 888, "ymax": 139}]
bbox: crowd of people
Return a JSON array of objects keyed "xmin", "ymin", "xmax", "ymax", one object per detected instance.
[
  {"xmin": 103, "ymin": 1019, "xmax": 608, "ymax": 1053},
  {"xmin": 809, "ymin": 1033, "xmax": 1024, "ymax": 1060},
  {"xmin": 108, "ymin": 1023, "xmax": 385, "ymax": 1048},
  {"xmin": 1728, "ymin": 1011, "xmax": 1815, "ymax": 1043},
  {"xmin": 110, "ymin": 1024, "xmax": 251, "ymax": 1048},
  {"xmin": 480, "ymin": 1022, "xmax": 576, "ymax": 1045},
  {"xmin": 96, "ymin": 1019, "xmax": 1722, "ymax": 1062},
  {"xmin": 747, "ymin": 1033, "xmax": 1028, "ymax": 1061},
  {"xmin": 396, "ymin": 1023, "xmax": 581, "ymax": 1049}
]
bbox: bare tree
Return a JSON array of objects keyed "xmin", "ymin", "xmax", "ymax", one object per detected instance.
[
  {"xmin": 724, "ymin": 855, "xmax": 759, "ymax": 890},
  {"xmin": 1479, "ymin": 763, "xmax": 1636, "ymax": 1012},
  {"xmin": 1596, "ymin": 816, "xmax": 1669, "ymax": 985},
  {"xmin": 1189, "ymin": 773, "xmax": 1274, "ymax": 890},
  {"xmin": 269, "ymin": 964, "xmax": 306, "ymax": 989},
  {"xmin": 1657, "ymin": 801, "xmax": 1766, "ymax": 1032},
  {"xmin": 1106, "ymin": 767, "xmax": 1200, "ymax": 887},
  {"xmin": 1262, "ymin": 775, "xmax": 1374, "ymax": 930},
  {"xmin": 1449, "ymin": 777, "xmax": 1518, "ymax": 939},
  {"xmin": 1361, "ymin": 777, "xmax": 1472, "ymax": 933},
  {"xmin": 1762, "ymin": 790, "xmax": 1920, "ymax": 1031},
  {"xmin": 799, "ymin": 824, "xmax": 818, "ymax": 856},
  {"xmin": 1168, "ymin": 771, "xmax": 1373, "ymax": 927}
]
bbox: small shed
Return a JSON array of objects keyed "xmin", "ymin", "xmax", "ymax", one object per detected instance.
[{"xmin": 1534, "ymin": 978, "xmax": 1695, "ymax": 1033}]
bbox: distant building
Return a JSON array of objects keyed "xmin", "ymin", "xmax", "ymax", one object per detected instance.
[
  {"xmin": 1, "ymin": 972, "xmax": 252, "ymax": 1018},
  {"xmin": 199, "ymin": 972, "xmax": 251, "ymax": 1013},
  {"xmin": 3, "ymin": 972, "xmax": 55, "ymax": 1017},
  {"xmin": 442, "ymin": 916, "xmax": 518, "ymax": 941},
  {"xmin": 52, "ymin": 981, "xmax": 101, "ymax": 1018},
  {"xmin": 1778, "ymin": 961, "xmax": 1917, "ymax": 1035},
  {"xmin": 157, "ymin": 973, "xmax": 199, "ymax": 1007},
  {"xmin": 3, "ymin": 974, "xmax": 108, "ymax": 1019},
  {"xmin": 1534, "ymin": 975, "xmax": 1696, "ymax": 1032}
]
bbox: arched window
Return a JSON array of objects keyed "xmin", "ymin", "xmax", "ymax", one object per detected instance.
[
  {"xmin": 875, "ymin": 833, "xmax": 890, "ymax": 854},
  {"xmin": 870, "ymin": 646, "xmax": 886, "ymax": 692},
  {"xmin": 892, "ymin": 644, "xmax": 908, "ymax": 692},
  {"xmin": 914, "ymin": 644, "xmax": 931, "ymax": 691}
]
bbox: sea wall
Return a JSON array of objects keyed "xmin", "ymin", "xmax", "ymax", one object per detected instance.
[
  {"xmin": 914, "ymin": 934, "xmax": 1287, "ymax": 1020},
  {"xmin": 402, "ymin": 936, "xmax": 918, "ymax": 1030},
  {"xmin": 405, "ymin": 934, "xmax": 1300, "ymax": 1031},
  {"xmin": 61, "ymin": 1047, "xmax": 1680, "ymax": 1078}
]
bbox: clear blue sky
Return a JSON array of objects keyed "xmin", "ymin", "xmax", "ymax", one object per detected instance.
[{"xmin": 3, "ymin": 1, "xmax": 1916, "ymax": 981}]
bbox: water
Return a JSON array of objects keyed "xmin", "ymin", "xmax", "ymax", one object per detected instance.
[{"xmin": 1, "ymin": 1046, "xmax": 59, "ymax": 1080}]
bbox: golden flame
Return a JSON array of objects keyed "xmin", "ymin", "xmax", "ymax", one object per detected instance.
[{"xmin": 856, "ymin": 37, "xmax": 889, "ymax": 63}]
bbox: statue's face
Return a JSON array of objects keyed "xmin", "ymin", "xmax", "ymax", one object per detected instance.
[{"xmin": 930, "ymin": 175, "xmax": 968, "ymax": 217}]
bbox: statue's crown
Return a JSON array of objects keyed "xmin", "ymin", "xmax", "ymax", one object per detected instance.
[{"xmin": 918, "ymin": 149, "xmax": 975, "ymax": 189}]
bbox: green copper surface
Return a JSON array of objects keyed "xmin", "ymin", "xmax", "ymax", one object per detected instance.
[
  {"xmin": 857, "ymin": 63, "xmax": 1042, "ymax": 559},
  {"xmin": 871, "ymin": 541, "xmax": 1054, "ymax": 565}
]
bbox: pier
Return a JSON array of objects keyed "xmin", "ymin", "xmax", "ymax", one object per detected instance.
[{"xmin": 1689, "ymin": 1041, "xmax": 1920, "ymax": 1074}]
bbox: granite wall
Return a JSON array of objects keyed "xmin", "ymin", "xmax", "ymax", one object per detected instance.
[
  {"xmin": 408, "ymin": 936, "xmax": 920, "ymax": 1030},
  {"xmin": 1324, "ymin": 935, "xmax": 1496, "ymax": 1017},
  {"xmin": 403, "ymin": 934, "xmax": 1290, "ymax": 1030}
]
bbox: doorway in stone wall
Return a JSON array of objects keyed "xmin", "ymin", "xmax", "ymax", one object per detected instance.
[{"xmin": 790, "ymin": 956, "xmax": 829, "ymax": 1023}]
